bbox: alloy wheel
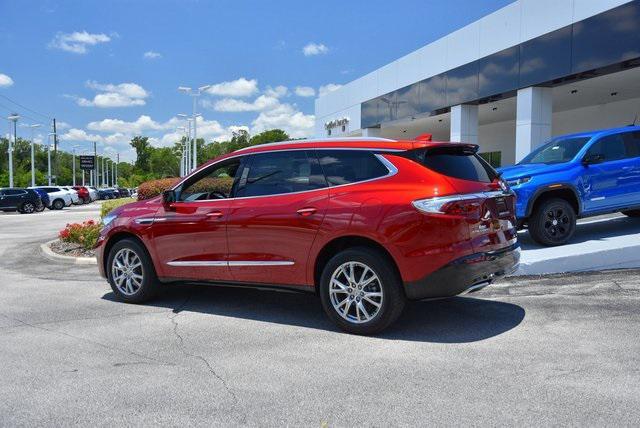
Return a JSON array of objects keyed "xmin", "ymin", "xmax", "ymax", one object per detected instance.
[
  {"xmin": 544, "ymin": 207, "xmax": 570, "ymax": 239},
  {"xmin": 329, "ymin": 261, "xmax": 384, "ymax": 324},
  {"xmin": 22, "ymin": 202, "xmax": 35, "ymax": 213},
  {"xmin": 111, "ymin": 248, "xmax": 144, "ymax": 296}
]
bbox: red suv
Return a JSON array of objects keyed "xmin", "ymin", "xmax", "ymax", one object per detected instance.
[{"xmin": 96, "ymin": 138, "xmax": 519, "ymax": 334}]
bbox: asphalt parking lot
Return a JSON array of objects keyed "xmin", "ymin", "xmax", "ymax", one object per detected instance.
[{"xmin": 1, "ymin": 204, "xmax": 640, "ymax": 426}]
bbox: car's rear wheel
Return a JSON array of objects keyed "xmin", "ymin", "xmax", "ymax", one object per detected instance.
[
  {"xmin": 107, "ymin": 238, "xmax": 159, "ymax": 303},
  {"xmin": 622, "ymin": 209, "xmax": 640, "ymax": 217},
  {"xmin": 19, "ymin": 201, "xmax": 36, "ymax": 214},
  {"xmin": 35, "ymin": 204, "xmax": 45, "ymax": 212},
  {"xmin": 52, "ymin": 199, "xmax": 65, "ymax": 210},
  {"xmin": 529, "ymin": 198, "xmax": 576, "ymax": 246},
  {"xmin": 320, "ymin": 247, "xmax": 405, "ymax": 335}
]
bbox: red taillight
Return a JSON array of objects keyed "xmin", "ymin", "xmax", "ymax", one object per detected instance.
[
  {"xmin": 440, "ymin": 199, "xmax": 482, "ymax": 218},
  {"xmin": 413, "ymin": 194, "xmax": 484, "ymax": 219}
]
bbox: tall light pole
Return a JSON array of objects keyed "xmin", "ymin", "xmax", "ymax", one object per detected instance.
[
  {"xmin": 175, "ymin": 126, "xmax": 186, "ymax": 176},
  {"xmin": 46, "ymin": 133, "xmax": 55, "ymax": 186},
  {"xmin": 72, "ymin": 145, "xmax": 80, "ymax": 186},
  {"xmin": 7, "ymin": 113, "xmax": 20, "ymax": 188},
  {"xmin": 23, "ymin": 123, "xmax": 41, "ymax": 187},
  {"xmin": 179, "ymin": 84, "xmax": 210, "ymax": 171}
]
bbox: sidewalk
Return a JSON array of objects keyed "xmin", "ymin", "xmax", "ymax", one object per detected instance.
[{"xmin": 515, "ymin": 214, "xmax": 640, "ymax": 275}]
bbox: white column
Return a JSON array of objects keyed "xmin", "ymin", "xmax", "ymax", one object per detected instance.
[
  {"xmin": 515, "ymin": 86, "xmax": 552, "ymax": 162},
  {"xmin": 362, "ymin": 127, "xmax": 382, "ymax": 138},
  {"xmin": 450, "ymin": 104, "xmax": 478, "ymax": 144}
]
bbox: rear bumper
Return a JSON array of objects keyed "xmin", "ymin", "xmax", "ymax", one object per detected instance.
[{"xmin": 403, "ymin": 243, "xmax": 520, "ymax": 300}]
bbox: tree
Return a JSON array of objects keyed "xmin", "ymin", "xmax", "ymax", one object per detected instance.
[
  {"xmin": 250, "ymin": 129, "xmax": 289, "ymax": 146},
  {"xmin": 130, "ymin": 136, "xmax": 152, "ymax": 172}
]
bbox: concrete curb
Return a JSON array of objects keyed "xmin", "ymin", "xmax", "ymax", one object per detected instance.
[{"xmin": 40, "ymin": 239, "xmax": 97, "ymax": 265}]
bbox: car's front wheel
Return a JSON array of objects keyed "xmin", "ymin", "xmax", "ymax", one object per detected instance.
[
  {"xmin": 52, "ymin": 199, "xmax": 65, "ymax": 210},
  {"xmin": 107, "ymin": 238, "xmax": 159, "ymax": 303},
  {"xmin": 320, "ymin": 247, "xmax": 406, "ymax": 335},
  {"xmin": 528, "ymin": 198, "xmax": 576, "ymax": 246}
]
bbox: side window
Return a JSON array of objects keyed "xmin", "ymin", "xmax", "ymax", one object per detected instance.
[
  {"xmin": 236, "ymin": 150, "xmax": 326, "ymax": 197},
  {"xmin": 316, "ymin": 150, "xmax": 389, "ymax": 186},
  {"xmin": 179, "ymin": 159, "xmax": 241, "ymax": 201},
  {"xmin": 622, "ymin": 131, "xmax": 640, "ymax": 158},
  {"xmin": 587, "ymin": 135, "xmax": 626, "ymax": 162}
]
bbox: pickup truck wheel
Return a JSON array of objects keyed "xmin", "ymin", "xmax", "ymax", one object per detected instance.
[
  {"xmin": 320, "ymin": 247, "xmax": 406, "ymax": 335},
  {"xmin": 529, "ymin": 198, "xmax": 576, "ymax": 246},
  {"xmin": 622, "ymin": 210, "xmax": 640, "ymax": 217}
]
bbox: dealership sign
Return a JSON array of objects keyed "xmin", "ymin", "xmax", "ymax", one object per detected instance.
[
  {"xmin": 324, "ymin": 117, "xmax": 349, "ymax": 131},
  {"xmin": 79, "ymin": 155, "xmax": 96, "ymax": 170}
]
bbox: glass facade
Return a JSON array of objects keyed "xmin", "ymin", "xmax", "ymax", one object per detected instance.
[{"xmin": 361, "ymin": 0, "xmax": 640, "ymax": 129}]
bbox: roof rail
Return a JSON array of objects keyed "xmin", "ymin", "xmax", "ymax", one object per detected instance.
[{"xmin": 233, "ymin": 136, "xmax": 397, "ymax": 153}]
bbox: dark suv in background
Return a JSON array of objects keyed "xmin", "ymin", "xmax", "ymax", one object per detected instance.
[{"xmin": 0, "ymin": 188, "xmax": 43, "ymax": 213}]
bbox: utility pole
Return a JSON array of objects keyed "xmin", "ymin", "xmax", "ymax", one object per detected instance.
[
  {"xmin": 72, "ymin": 147, "xmax": 77, "ymax": 186},
  {"xmin": 178, "ymin": 85, "xmax": 210, "ymax": 171},
  {"xmin": 7, "ymin": 113, "xmax": 20, "ymax": 188},
  {"xmin": 46, "ymin": 133, "xmax": 53, "ymax": 186},
  {"xmin": 25, "ymin": 124, "xmax": 41, "ymax": 187},
  {"xmin": 52, "ymin": 118, "xmax": 58, "ymax": 184},
  {"xmin": 115, "ymin": 153, "xmax": 119, "ymax": 186},
  {"xmin": 102, "ymin": 156, "xmax": 106, "ymax": 186},
  {"xmin": 93, "ymin": 142, "xmax": 97, "ymax": 187}
]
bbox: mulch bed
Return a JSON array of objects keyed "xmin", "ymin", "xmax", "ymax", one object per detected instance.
[{"xmin": 50, "ymin": 239, "xmax": 96, "ymax": 258}]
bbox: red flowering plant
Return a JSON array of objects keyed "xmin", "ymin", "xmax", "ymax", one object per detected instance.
[{"xmin": 58, "ymin": 219, "xmax": 101, "ymax": 250}]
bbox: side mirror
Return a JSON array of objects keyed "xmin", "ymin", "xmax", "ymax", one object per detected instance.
[
  {"xmin": 162, "ymin": 189, "xmax": 177, "ymax": 206},
  {"xmin": 582, "ymin": 153, "xmax": 604, "ymax": 165}
]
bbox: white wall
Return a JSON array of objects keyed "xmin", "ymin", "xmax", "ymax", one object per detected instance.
[{"xmin": 315, "ymin": 0, "xmax": 634, "ymax": 136}]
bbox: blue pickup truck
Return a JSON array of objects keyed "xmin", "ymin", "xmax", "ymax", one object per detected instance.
[{"xmin": 499, "ymin": 125, "xmax": 640, "ymax": 246}]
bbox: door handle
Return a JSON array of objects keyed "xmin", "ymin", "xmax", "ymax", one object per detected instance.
[
  {"xmin": 297, "ymin": 207, "xmax": 317, "ymax": 216},
  {"xmin": 206, "ymin": 211, "xmax": 224, "ymax": 219}
]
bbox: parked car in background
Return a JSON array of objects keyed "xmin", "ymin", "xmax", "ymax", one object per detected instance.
[
  {"xmin": 130, "ymin": 188, "xmax": 138, "ymax": 199},
  {"xmin": 30, "ymin": 186, "xmax": 73, "ymax": 210},
  {"xmin": 60, "ymin": 186, "xmax": 82, "ymax": 205},
  {"xmin": 117, "ymin": 188, "xmax": 130, "ymax": 198},
  {"xmin": 97, "ymin": 138, "xmax": 519, "ymax": 334},
  {"xmin": 0, "ymin": 188, "xmax": 43, "ymax": 213},
  {"xmin": 499, "ymin": 125, "xmax": 640, "ymax": 246},
  {"xmin": 72, "ymin": 186, "xmax": 92, "ymax": 203},
  {"xmin": 106, "ymin": 188, "xmax": 120, "ymax": 199},
  {"xmin": 31, "ymin": 188, "xmax": 49, "ymax": 212},
  {"xmin": 86, "ymin": 186, "xmax": 99, "ymax": 201}
]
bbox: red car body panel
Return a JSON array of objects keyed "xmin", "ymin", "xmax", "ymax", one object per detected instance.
[{"xmin": 96, "ymin": 139, "xmax": 518, "ymax": 299}]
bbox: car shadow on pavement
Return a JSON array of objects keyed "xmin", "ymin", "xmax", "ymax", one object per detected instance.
[{"xmin": 103, "ymin": 284, "xmax": 525, "ymax": 343}]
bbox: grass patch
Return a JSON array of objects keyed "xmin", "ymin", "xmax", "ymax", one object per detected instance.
[{"xmin": 100, "ymin": 197, "xmax": 136, "ymax": 219}]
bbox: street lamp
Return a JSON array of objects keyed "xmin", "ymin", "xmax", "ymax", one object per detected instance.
[
  {"xmin": 20, "ymin": 123, "xmax": 41, "ymax": 187},
  {"xmin": 46, "ymin": 133, "xmax": 55, "ymax": 185},
  {"xmin": 178, "ymin": 84, "xmax": 210, "ymax": 171},
  {"xmin": 72, "ymin": 145, "xmax": 80, "ymax": 186},
  {"xmin": 7, "ymin": 113, "xmax": 20, "ymax": 188}
]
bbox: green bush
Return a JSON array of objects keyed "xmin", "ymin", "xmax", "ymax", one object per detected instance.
[{"xmin": 101, "ymin": 197, "xmax": 136, "ymax": 218}]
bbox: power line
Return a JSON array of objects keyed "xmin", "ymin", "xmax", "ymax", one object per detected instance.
[
  {"xmin": 0, "ymin": 101, "xmax": 42, "ymax": 124},
  {"xmin": 0, "ymin": 93, "xmax": 51, "ymax": 121}
]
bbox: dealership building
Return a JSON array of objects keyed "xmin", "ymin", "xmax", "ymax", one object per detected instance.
[{"xmin": 314, "ymin": 0, "xmax": 640, "ymax": 166}]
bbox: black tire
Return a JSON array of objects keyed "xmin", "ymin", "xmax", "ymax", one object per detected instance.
[
  {"xmin": 528, "ymin": 198, "xmax": 576, "ymax": 246},
  {"xmin": 35, "ymin": 204, "xmax": 45, "ymax": 212},
  {"xmin": 19, "ymin": 201, "xmax": 36, "ymax": 214},
  {"xmin": 106, "ymin": 238, "xmax": 159, "ymax": 303},
  {"xmin": 319, "ymin": 246, "xmax": 406, "ymax": 335},
  {"xmin": 622, "ymin": 210, "xmax": 640, "ymax": 217},
  {"xmin": 52, "ymin": 199, "xmax": 65, "ymax": 210}
]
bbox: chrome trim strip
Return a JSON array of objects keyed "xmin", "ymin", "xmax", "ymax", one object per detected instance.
[
  {"xmin": 167, "ymin": 260, "xmax": 295, "ymax": 267},
  {"xmin": 227, "ymin": 261, "xmax": 295, "ymax": 266}
]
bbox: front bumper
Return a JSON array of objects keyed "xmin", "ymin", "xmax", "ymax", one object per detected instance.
[{"xmin": 403, "ymin": 243, "xmax": 520, "ymax": 300}]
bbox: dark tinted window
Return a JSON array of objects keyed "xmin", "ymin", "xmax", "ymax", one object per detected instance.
[
  {"xmin": 406, "ymin": 146, "xmax": 497, "ymax": 183},
  {"xmin": 4, "ymin": 189, "xmax": 26, "ymax": 195},
  {"xmin": 180, "ymin": 159, "xmax": 240, "ymax": 201},
  {"xmin": 478, "ymin": 46, "xmax": 519, "ymax": 99},
  {"xmin": 316, "ymin": 150, "xmax": 389, "ymax": 186},
  {"xmin": 519, "ymin": 26, "xmax": 572, "ymax": 87},
  {"xmin": 446, "ymin": 62, "xmax": 479, "ymax": 106},
  {"xmin": 622, "ymin": 131, "xmax": 640, "ymax": 158},
  {"xmin": 236, "ymin": 151, "xmax": 326, "ymax": 197},
  {"xmin": 520, "ymin": 136, "xmax": 591, "ymax": 165},
  {"xmin": 588, "ymin": 134, "xmax": 627, "ymax": 162},
  {"xmin": 419, "ymin": 75, "xmax": 447, "ymax": 113}
]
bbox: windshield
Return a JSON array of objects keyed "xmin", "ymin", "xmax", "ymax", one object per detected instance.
[{"xmin": 519, "ymin": 136, "xmax": 591, "ymax": 165}]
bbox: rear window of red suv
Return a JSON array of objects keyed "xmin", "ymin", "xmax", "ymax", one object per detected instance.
[{"xmin": 404, "ymin": 145, "xmax": 498, "ymax": 183}]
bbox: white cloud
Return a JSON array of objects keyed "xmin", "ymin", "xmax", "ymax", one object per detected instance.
[
  {"xmin": 319, "ymin": 83, "xmax": 342, "ymax": 97},
  {"xmin": 207, "ymin": 78, "xmax": 258, "ymax": 97},
  {"xmin": 143, "ymin": 51, "xmax": 162, "ymax": 59},
  {"xmin": 87, "ymin": 115, "xmax": 163, "ymax": 134},
  {"xmin": 208, "ymin": 95, "xmax": 280, "ymax": 113},
  {"xmin": 294, "ymin": 86, "xmax": 315, "ymax": 97},
  {"xmin": 264, "ymin": 85, "xmax": 288, "ymax": 98},
  {"xmin": 48, "ymin": 31, "xmax": 111, "ymax": 54},
  {"xmin": 251, "ymin": 103, "xmax": 314, "ymax": 138},
  {"xmin": 76, "ymin": 81, "xmax": 149, "ymax": 108},
  {"xmin": 303, "ymin": 42, "xmax": 329, "ymax": 56},
  {"xmin": 0, "ymin": 73, "xmax": 14, "ymax": 87}
]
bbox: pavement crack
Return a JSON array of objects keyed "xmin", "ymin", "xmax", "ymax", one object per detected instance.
[
  {"xmin": 0, "ymin": 313, "xmax": 175, "ymax": 367},
  {"xmin": 168, "ymin": 294, "xmax": 245, "ymax": 424}
]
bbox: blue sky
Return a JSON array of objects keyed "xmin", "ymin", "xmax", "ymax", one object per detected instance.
[{"xmin": 0, "ymin": 0, "xmax": 512, "ymax": 161}]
